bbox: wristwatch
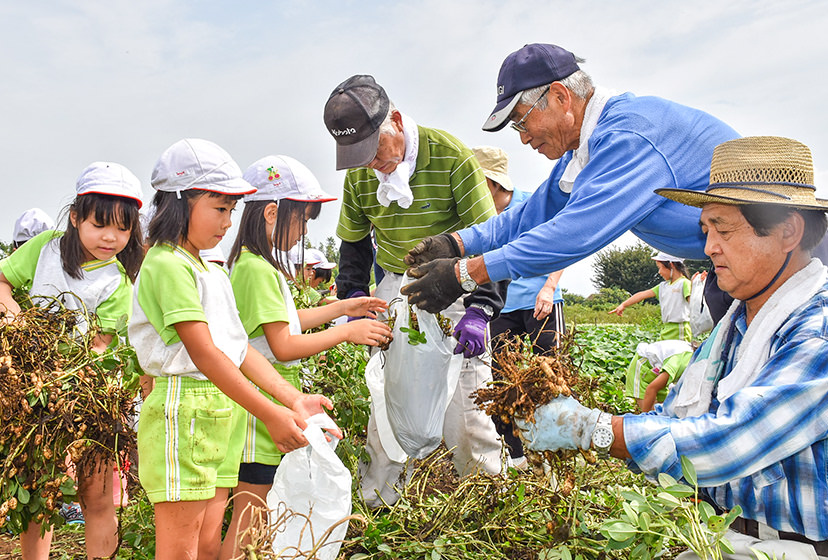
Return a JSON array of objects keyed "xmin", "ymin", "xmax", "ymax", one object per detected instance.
[
  {"xmin": 458, "ymin": 258, "xmax": 478, "ymax": 293},
  {"xmin": 591, "ymin": 412, "xmax": 614, "ymax": 459}
]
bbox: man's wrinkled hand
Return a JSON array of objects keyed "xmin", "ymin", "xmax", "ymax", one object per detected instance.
[
  {"xmin": 404, "ymin": 233, "xmax": 461, "ymax": 267},
  {"xmin": 514, "ymin": 396, "xmax": 601, "ymax": 451},
  {"xmin": 401, "ymin": 257, "xmax": 463, "ymax": 314}
]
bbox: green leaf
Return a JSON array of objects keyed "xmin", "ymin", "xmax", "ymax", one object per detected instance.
[
  {"xmin": 719, "ymin": 536, "xmax": 735, "ymax": 554},
  {"xmin": 603, "ymin": 520, "xmax": 637, "ymax": 541},
  {"xmin": 605, "ymin": 536, "xmax": 636, "ymax": 549},
  {"xmin": 622, "ymin": 502, "xmax": 638, "ymax": 524},
  {"xmin": 664, "ymin": 483, "xmax": 695, "ymax": 497},
  {"xmin": 655, "ymin": 491, "xmax": 680, "ymax": 508},
  {"xmin": 377, "ymin": 544, "xmax": 393, "ymax": 554},
  {"xmin": 680, "ymin": 455, "xmax": 698, "ymax": 487},
  {"xmin": 17, "ymin": 485, "xmax": 30, "ymax": 505},
  {"xmin": 431, "ymin": 549, "xmax": 441, "ymax": 560},
  {"xmin": 639, "ymin": 511, "xmax": 651, "ymax": 531},
  {"xmin": 707, "ymin": 514, "xmax": 726, "ymax": 532},
  {"xmin": 724, "ymin": 504, "xmax": 743, "ymax": 525},
  {"xmin": 620, "ymin": 490, "xmax": 647, "ymax": 503},
  {"xmin": 657, "ymin": 472, "xmax": 678, "ymax": 488},
  {"xmin": 559, "ymin": 546, "xmax": 572, "ymax": 560},
  {"xmin": 698, "ymin": 500, "xmax": 715, "ymax": 522},
  {"xmin": 516, "ymin": 481, "xmax": 525, "ymax": 501}
]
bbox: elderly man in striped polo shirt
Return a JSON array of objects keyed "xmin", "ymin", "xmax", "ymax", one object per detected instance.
[{"xmin": 324, "ymin": 74, "xmax": 507, "ymax": 507}]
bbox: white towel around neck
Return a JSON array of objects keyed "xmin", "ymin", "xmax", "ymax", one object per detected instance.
[
  {"xmin": 672, "ymin": 258, "xmax": 827, "ymax": 418},
  {"xmin": 558, "ymin": 87, "xmax": 616, "ymax": 193},
  {"xmin": 375, "ymin": 113, "xmax": 418, "ymax": 209}
]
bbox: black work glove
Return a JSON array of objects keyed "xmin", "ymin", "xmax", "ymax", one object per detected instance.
[
  {"xmin": 401, "ymin": 257, "xmax": 464, "ymax": 314},
  {"xmin": 404, "ymin": 233, "xmax": 461, "ymax": 267}
]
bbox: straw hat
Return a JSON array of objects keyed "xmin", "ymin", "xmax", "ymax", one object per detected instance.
[
  {"xmin": 472, "ymin": 146, "xmax": 514, "ymax": 191},
  {"xmin": 656, "ymin": 136, "xmax": 828, "ymax": 210}
]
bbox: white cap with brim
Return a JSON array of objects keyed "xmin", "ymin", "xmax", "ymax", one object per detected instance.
[
  {"xmin": 76, "ymin": 161, "xmax": 144, "ymax": 208},
  {"xmin": 151, "ymin": 138, "xmax": 256, "ymax": 196},
  {"xmin": 13, "ymin": 208, "xmax": 55, "ymax": 244},
  {"xmin": 651, "ymin": 251, "xmax": 684, "ymax": 263},
  {"xmin": 304, "ymin": 248, "xmax": 336, "ymax": 270},
  {"xmin": 243, "ymin": 155, "xmax": 337, "ymax": 203}
]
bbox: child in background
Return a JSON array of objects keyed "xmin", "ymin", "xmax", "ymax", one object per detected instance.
[
  {"xmin": 302, "ymin": 248, "xmax": 338, "ymax": 303},
  {"xmin": 128, "ymin": 140, "xmax": 338, "ymax": 560},
  {"xmin": 625, "ymin": 339, "xmax": 694, "ymax": 412},
  {"xmin": 220, "ymin": 155, "xmax": 391, "ymax": 559},
  {"xmin": 609, "ymin": 252, "xmax": 692, "ymax": 342},
  {"xmin": 12, "ymin": 208, "xmax": 55, "ymax": 249},
  {"xmin": 0, "ymin": 162, "xmax": 144, "ymax": 559}
]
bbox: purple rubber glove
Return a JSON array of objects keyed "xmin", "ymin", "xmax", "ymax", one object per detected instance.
[
  {"xmin": 346, "ymin": 290, "xmax": 369, "ymax": 322},
  {"xmin": 453, "ymin": 307, "xmax": 489, "ymax": 358}
]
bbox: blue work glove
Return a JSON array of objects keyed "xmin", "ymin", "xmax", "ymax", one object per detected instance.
[
  {"xmin": 346, "ymin": 290, "xmax": 369, "ymax": 322},
  {"xmin": 401, "ymin": 257, "xmax": 463, "ymax": 314},
  {"xmin": 453, "ymin": 307, "xmax": 489, "ymax": 358},
  {"xmin": 514, "ymin": 396, "xmax": 601, "ymax": 451}
]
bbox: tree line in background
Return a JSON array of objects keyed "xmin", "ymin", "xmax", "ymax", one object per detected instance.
[
  {"xmin": 563, "ymin": 241, "xmax": 708, "ymax": 310},
  {"xmin": 2, "ymin": 236, "xmax": 708, "ymax": 314}
]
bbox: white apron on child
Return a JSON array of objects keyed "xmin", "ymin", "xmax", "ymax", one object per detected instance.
[
  {"xmin": 130, "ymin": 253, "xmax": 248, "ymax": 378},
  {"xmin": 248, "ymin": 271, "xmax": 302, "ymax": 366},
  {"xmin": 31, "ymin": 236, "xmax": 123, "ymax": 334}
]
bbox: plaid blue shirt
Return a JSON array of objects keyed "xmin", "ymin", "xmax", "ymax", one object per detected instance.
[{"xmin": 624, "ymin": 281, "xmax": 828, "ymax": 540}]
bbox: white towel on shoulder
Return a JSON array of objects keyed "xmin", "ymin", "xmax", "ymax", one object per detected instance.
[
  {"xmin": 672, "ymin": 258, "xmax": 827, "ymax": 418},
  {"xmin": 375, "ymin": 113, "xmax": 418, "ymax": 209},
  {"xmin": 558, "ymin": 87, "xmax": 615, "ymax": 193}
]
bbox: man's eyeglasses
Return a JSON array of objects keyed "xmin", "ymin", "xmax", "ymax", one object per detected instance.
[{"xmin": 510, "ymin": 85, "xmax": 550, "ymax": 133}]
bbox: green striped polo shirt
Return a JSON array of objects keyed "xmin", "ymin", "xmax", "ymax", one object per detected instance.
[{"xmin": 336, "ymin": 125, "xmax": 496, "ymax": 273}]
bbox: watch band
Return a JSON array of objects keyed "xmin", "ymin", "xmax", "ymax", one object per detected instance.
[
  {"xmin": 591, "ymin": 412, "xmax": 614, "ymax": 459},
  {"xmin": 458, "ymin": 258, "xmax": 478, "ymax": 292}
]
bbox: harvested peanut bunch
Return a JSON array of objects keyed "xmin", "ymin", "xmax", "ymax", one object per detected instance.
[{"xmin": 473, "ymin": 330, "xmax": 597, "ymax": 470}]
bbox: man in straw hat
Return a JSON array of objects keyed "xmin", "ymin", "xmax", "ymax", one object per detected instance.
[
  {"xmin": 516, "ymin": 136, "xmax": 828, "ymax": 559},
  {"xmin": 400, "ymin": 43, "xmax": 740, "ymax": 323}
]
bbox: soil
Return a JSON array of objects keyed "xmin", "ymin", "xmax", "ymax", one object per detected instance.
[{"xmin": 0, "ymin": 525, "xmax": 86, "ymax": 559}]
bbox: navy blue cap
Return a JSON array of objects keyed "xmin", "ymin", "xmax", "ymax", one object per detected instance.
[{"xmin": 482, "ymin": 44, "xmax": 580, "ymax": 132}]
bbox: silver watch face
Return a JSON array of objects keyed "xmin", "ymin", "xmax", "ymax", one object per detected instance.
[
  {"xmin": 592, "ymin": 427, "xmax": 613, "ymax": 449},
  {"xmin": 461, "ymin": 279, "xmax": 477, "ymax": 292}
]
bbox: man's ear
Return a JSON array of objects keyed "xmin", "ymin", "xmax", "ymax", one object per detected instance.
[
  {"xmin": 549, "ymin": 82, "xmax": 571, "ymax": 111},
  {"xmin": 781, "ymin": 212, "xmax": 805, "ymax": 252},
  {"xmin": 391, "ymin": 110, "xmax": 403, "ymax": 132}
]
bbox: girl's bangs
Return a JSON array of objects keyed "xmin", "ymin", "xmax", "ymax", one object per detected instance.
[{"xmin": 80, "ymin": 194, "xmax": 139, "ymax": 228}]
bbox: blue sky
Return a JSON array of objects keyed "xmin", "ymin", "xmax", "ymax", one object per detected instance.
[{"xmin": 2, "ymin": 0, "xmax": 826, "ymax": 294}]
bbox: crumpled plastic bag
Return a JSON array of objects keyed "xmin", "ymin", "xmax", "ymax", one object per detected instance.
[{"xmin": 267, "ymin": 414, "xmax": 351, "ymax": 560}]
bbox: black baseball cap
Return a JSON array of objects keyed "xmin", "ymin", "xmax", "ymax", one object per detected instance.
[
  {"xmin": 482, "ymin": 44, "xmax": 580, "ymax": 132},
  {"xmin": 324, "ymin": 74, "xmax": 390, "ymax": 170}
]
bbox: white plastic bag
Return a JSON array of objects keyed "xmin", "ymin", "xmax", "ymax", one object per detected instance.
[
  {"xmin": 267, "ymin": 414, "xmax": 351, "ymax": 560},
  {"xmin": 690, "ymin": 273, "xmax": 714, "ymax": 336},
  {"xmin": 364, "ymin": 353, "xmax": 408, "ymax": 463},
  {"xmin": 382, "ymin": 278, "xmax": 463, "ymax": 458}
]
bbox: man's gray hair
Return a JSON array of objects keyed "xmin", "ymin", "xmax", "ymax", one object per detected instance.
[
  {"xmin": 378, "ymin": 100, "xmax": 399, "ymax": 135},
  {"xmin": 517, "ymin": 69, "xmax": 594, "ymax": 111}
]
